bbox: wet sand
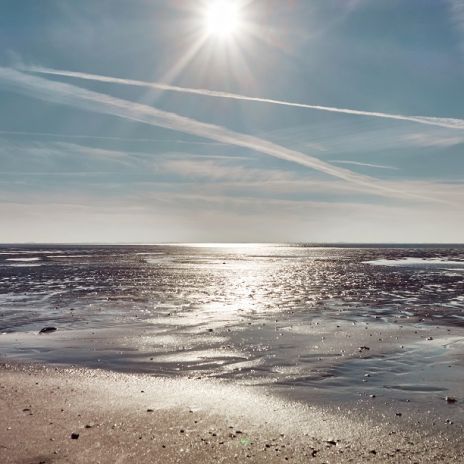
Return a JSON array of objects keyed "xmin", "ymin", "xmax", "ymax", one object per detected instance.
[
  {"xmin": 1, "ymin": 245, "xmax": 464, "ymax": 462},
  {"xmin": 1, "ymin": 361, "xmax": 463, "ymax": 463}
]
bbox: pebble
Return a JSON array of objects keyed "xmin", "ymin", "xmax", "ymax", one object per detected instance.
[
  {"xmin": 39, "ymin": 327, "xmax": 57, "ymax": 334},
  {"xmin": 70, "ymin": 433, "xmax": 79, "ymax": 440}
]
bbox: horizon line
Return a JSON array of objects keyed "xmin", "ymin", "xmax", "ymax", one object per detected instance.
[{"xmin": 1, "ymin": 242, "xmax": 463, "ymax": 247}]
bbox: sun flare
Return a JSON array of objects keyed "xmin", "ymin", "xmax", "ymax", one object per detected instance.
[{"xmin": 205, "ymin": 1, "xmax": 241, "ymax": 39}]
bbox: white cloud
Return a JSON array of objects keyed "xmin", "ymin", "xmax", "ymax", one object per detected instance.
[
  {"xmin": 0, "ymin": 129, "xmax": 222, "ymax": 146},
  {"xmin": 1, "ymin": 188, "xmax": 463, "ymax": 243},
  {"xmin": 157, "ymin": 158, "xmax": 296, "ymax": 182},
  {"xmin": 401, "ymin": 132, "xmax": 464, "ymax": 148},
  {"xmin": 0, "ymin": 67, "xmax": 423, "ymax": 202}
]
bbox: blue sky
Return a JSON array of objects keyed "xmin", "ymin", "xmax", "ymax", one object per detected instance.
[{"xmin": 0, "ymin": 0, "xmax": 463, "ymax": 243}]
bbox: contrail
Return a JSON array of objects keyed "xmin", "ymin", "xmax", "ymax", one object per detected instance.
[
  {"xmin": 330, "ymin": 160, "xmax": 399, "ymax": 170},
  {"xmin": 0, "ymin": 67, "xmax": 438, "ymax": 202},
  {"xmin": 23, "ymin": 66, "xmax": 464, "ymax": 131}
]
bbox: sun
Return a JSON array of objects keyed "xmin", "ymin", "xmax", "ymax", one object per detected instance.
[{"xmin": 205, "ymin": 1, "xmax": 241, "ymax": 39}]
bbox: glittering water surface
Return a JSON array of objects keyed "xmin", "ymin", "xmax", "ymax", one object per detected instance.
[
  {"xmin": 1, "ymin": 244, "xmax": 463, "ymax": 330},
  {"xmin": 1, "ymin": 244, "xmax": 464, "ymax": 408}
]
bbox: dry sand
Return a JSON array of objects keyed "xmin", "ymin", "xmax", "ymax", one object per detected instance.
[{"xmin": 1, "ymin": 361, "xmax": 463, "ymax": 463}]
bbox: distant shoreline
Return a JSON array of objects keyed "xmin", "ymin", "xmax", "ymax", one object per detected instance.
[{"xmin": 1, "ymin": 242, "xmax": 464, "ymax": 247}]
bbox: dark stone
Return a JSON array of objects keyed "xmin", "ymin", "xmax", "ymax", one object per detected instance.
[
  {"xmin": 39, "ymin": 327, "xmax": 57, "ymax": 334},
  {"xmin": 70, "ymin": 433, "xmax": 79, "ymax": 439}
]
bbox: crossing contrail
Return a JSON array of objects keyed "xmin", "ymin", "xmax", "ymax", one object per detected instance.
[
  {"xmin": 22, "ymin": 66, "xmax": 464, "ymax": 131},
  {"xmin": 0, "ymin": 67, "xmax": 444, "ymax": 203}
]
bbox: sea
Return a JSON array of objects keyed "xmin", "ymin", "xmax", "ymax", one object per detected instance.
[{"xmin": 1, "ymin": 243, "xmax": 464, "ymax": 413}]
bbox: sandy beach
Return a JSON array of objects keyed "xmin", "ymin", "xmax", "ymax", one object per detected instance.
[
  {"xmin": 1, "ymin": 244, "xmax": 464, "ymax": 462},
  {"xmin": 1, "ymin": 360, "xmax": 463, "ymax": 464}
]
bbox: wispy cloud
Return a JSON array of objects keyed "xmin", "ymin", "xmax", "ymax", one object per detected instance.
[
  {"xmin": 23, "ymin": 66, "xmax": 464, "ymax": 131},
  {"xmin": 329, "ymin": 160, "xmax": 398, "ymax": 170},
  {"xmin": 0, "ymin": 67, "xmax": 419, "ymax": 201},
  {"xmin": 401, "ymin": 132, "xmax": 464, "ymax": 148},
  {"xmin": 0, "ymin": 139, "xmax": 133, "ymax": 166},
  {"xmin": 3, "ymin": 139, "xmax": 462, "ymax": 209},
  {"xmin": 2, "ymin": 181, "xmax": 463, "ymax": 243},
  {"xmin": 158, "ymin": 158, "xmax": 296, "ymax": 182},
  {"xmin": 263, "ymin": 122, "xmax": 464, "ymax": 159},
  {"xmin": 0, "ymin": 129, "xmax": 222, "ymax": 145}
]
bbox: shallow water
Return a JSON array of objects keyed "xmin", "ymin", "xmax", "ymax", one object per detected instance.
[{"xmin": 1, "ymin": 244, "xmax": 464, "ymax": 417}]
